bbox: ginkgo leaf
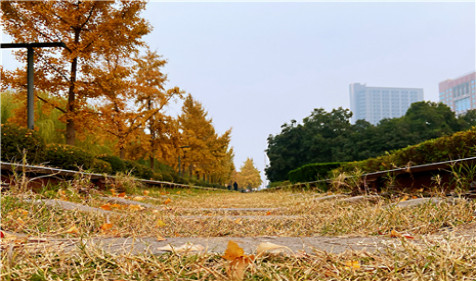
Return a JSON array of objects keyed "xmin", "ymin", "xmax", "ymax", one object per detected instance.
[
  {"xmin": 227, "ymin": 257, "xmax": 251, "ymax": 281},
  {"xmin": 156, "ymin": 219, "xmax": 166, "ymax": 228},
  {"xmin": 156, "ymin": 235, "xmax": 166, "ymax": 241},
  {"xmin": 143, "ymin": 190, "xmax": 150, "ymax": 196},
  {"xmin": 265, "ymin": 211, "xmax": 272, "ymax": 216},
  {"xmin": 117, "ymin": 192, "xmax": 126, "ymax": 198},
  {"xmin": 256, "ymin": 242, "xmax": 292, "ymax": 256},
  {"xmin": 133, "ymin": 196, "xmax": 144, "ymax": 201},
  {"xmin": 222, "ymin": 241, "xmax": 255, "ymax": 281},
  {"xmin": 100, "ymin": 204, "xmax": 112, "ymax": 211},
  {"xmin": 17, "ymin": 209, "xmax": 29, "ymax": 216},
  {"xmin": 128, "ymin": 205, "xmax": 144, "ymax": 211},
  {"xmin": 100, "ymin": 223, "xmax": 113, "ymax": 232},
  {"xmin": 399, "ymin": 195, "xmax": 409, "ymax": 202},
  {"xmin": 345, "ymin": 260, "xmax": 361, "ymax": 270},
  {"xmin": 176, "ymin": 191, "xmax": 181, "ymax": 195},
  {"xmin": 164, "ymin": 198, "xmax": 172, "ymax": 205},
  {"xmin": 223, "ymin": 240, "xmax": 245, "ymax": 261},
  {"xmin": 65, "ymin": 225, "xmax": 79, "ymax": 235},
  {"xmin": 390, "ymin": 229, "xmax": 401, "ymax": 238}
]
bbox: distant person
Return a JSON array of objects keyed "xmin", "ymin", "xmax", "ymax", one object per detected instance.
[{"xmin": 233, "ymin": 182, "xmax": 238, "ymax": 191}]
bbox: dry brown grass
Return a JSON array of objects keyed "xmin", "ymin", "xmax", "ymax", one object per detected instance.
[{"xmin": 2, "ymin": 178, "xmax": 476, "ymax": 280}]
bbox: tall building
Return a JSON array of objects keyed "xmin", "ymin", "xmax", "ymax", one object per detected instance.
[
  {"xmin": 439, "ymin": 72, "xmax": 476, "ymax": 115},
  {"xmin": 349, "ymin": 83, "xmax": 424, "ymax": 125}
]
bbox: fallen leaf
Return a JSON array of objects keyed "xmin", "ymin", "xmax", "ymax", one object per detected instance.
[
  {"xmin": 390, "ymin": 229, "xmax": 414, "ymax": 239},
  {"xmin": 176, "ymin": 191, "xmax": 181, "ymax": 195},
  {"xmin": 164, "ymin": 198, "xmax": 172, "ymax": 205},
  {"xmin": 100, "ymin": 223, "xmax": 113, "ymax": 232},
  {"xmin": 128, "ymin": 204, "xmax": 144, "ymax": 211},
  {"xmin": 223, "ymin": 241, "xmax": 254, "ymax": 281},
  {"xmin": 399, "ymin": 195, "xmax": 409, "ymax": 202},
  {"xmin": 265, "ymin": 211, "xmax": 272, "ymax": 216},
  {"xmin": 157, "ymin": 243, "xmax": 205, "ymax": 254},
  {"xmin": 156, "ymin": 235, "xmax": 166, "ymax": 241},
  {"xmin": 234, "ymin": 218, "xmax": 242, "ymax": 225},
  {"xmin": 390, "ymin": 229, "xmax": 401, "ymax": 238},
  {"xmin": 17, "ymin": 209, "xmax": 29, "ymax": 217},
  {"xmin": 65, "ymin": 225, "xmax": 79, "ymax": 235},
  {"xmin": 133, "ymin": 196, "xmax": 144, "ymax": 201},
  {"xmin": 152, "ymin": 209, "xmax": 160, "ymax": 214},
  {"xmin": 256, "ymin": 242, "xmax": 292, "ymax": 256},
  {"xmin": 223, "ymin": 240, "xmax": 245, "ymax": 261},
  {"xmin": 110, "ymin": 203, "xmax": 122, "ymax": 209},
  {"xmin": 100, "ymin": 204, "xmax": 112, "ymax": 211},
  {"xmin": 345, "ymin": 260, "xmax": 361, "ymax": 270},
  {"xmin": 117, "ymin": 192, "xmax": 126, "ymax": 198},
  {"xmin": 143, "ymin": 190, "xmax": 150, "ymax": 196},
  {"xmin": 156, "ymin": 219, "xmax": 166, "ymax": 228},
  {"xmin": 110, "ymin": 188, "xmax": 116, "ymax": 196}
]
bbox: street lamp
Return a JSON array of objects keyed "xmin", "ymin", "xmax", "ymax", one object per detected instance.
[
  {"xmin": 1, "ymin": 42, "xmax": 66, "ymax": 130},
  {"xmin": 177, "ymin": 145, "xmax": 190, "ymax": 176}
]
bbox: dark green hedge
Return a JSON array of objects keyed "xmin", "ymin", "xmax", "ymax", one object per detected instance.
[
  {"xmin": 288, "ymin": 162, "xmax": 342, "ymax": 183},
  {"xmin": 44, "ymin": 143, "xmax": 95, "ymax": 171},
  {"xmin": 1, "ymin": 123, "xmax": 46, "ymax": 163},
  {"xmin": 337, "ymin": 127, "xmax": 476, "ymax": 174}
]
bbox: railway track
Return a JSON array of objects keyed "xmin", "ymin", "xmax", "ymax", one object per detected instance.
[{"xmin": 0, "ymin": 161, "xmax": 218, "ymax": 191}]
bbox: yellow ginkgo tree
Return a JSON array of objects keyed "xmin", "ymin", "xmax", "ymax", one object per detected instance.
[
  {"xmin": 177, "ymin": 95, "xmax": 234, "ymax": 184},
  {"xmin": 234, "ymin": 158, "xmax": 262, "ymax": 190},
  {"xmin": 1, "ymin": 0, "xmax": 150, "ymax": 144}
]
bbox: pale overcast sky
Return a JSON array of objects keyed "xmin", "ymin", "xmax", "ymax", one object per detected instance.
[{"xmin": 2, "ymin": 1, "xmax": 475, "ymax": 185}]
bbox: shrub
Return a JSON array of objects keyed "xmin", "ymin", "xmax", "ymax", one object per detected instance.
[
  {"xmin": 337, "ymin": 128, "xmax": 476, "ymax": 174},
  {"xmin": 288, "ymin": 162, "xmax": 342, "ymax": 183},
  {"xmin": 0, "ymin": 123, "xmax": 46, "ymax": 164},
  {"xmin": 97, "ymin": 154, "xmax": 127, "ymax": 174},
  {"xmin": 90, "ymin": 158, "xmax": 113, "ymax": 174},
  {"xmin": 43, "ymin": 144, "xmax": 94, "ymax": 171},
  {"xmin": 124, "ymin": 160, "xmax": 154, "ymax": 180}
]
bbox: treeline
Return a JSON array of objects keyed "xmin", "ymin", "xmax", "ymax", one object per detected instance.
[
  {"xmin": 265, "ymin": 101, "xmax": 476, "ymax": 182},
  {"xmin": 1, "ymin": 1, "xmax": 235, "ymax": 185}
]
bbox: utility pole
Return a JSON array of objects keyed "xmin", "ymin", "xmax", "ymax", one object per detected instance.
[{"xmin": 1, "ymin": 42, "xmax": 66, "ymax": 130}]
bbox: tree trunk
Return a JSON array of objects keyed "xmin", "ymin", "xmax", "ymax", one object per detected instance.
[{"xmin": 66, "ymin": 28, "xmax": 80, "ymax": 145}]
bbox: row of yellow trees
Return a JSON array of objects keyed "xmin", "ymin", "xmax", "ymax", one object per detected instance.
[{"xmin": 0, "ymin": 0, "xmax": 261, "ymax": 186}]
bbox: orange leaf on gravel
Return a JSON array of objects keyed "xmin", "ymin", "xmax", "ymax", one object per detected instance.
[
  {"xmin": 100, "ymin": 223, "xmax": 113, "ymax": 232},
  {"xmin": 223, "ymin": 240, "xmax": 245, "ymax": 261},
  {"xmin": 143, "ymin": 190, "xmax": 150, "ymax": 196},
  {"xmin": 100, "ymin": 204, "xmax": 112, "ymax": 211},
  {"xmin": 164, "ymin": 198, "xmax": 172, "ymax": 205},
  {"xmin": 117, "ymin": 192, "xmax": 126, "ymax": 198}
]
